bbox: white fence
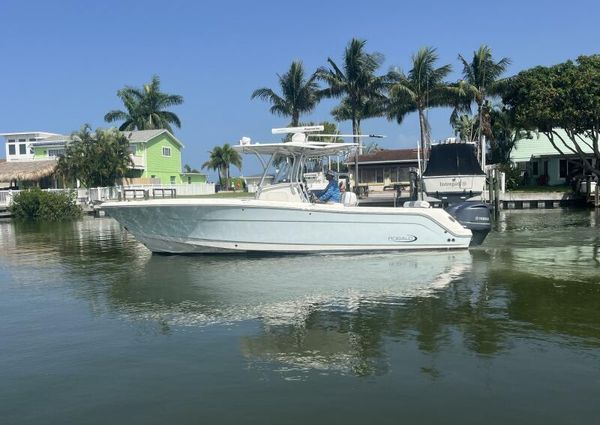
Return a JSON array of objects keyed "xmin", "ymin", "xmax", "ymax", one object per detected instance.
[
  {"xmin": 123, "ymin": 183, "xmax": 215, "ymax": 197},
  {"xmin": 0, "ymin": 183, "xmax": 215, "ymax": 208}
]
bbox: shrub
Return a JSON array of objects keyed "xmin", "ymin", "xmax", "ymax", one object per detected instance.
[
  {"xmin": 497, "ymin": 163, "xmax": 524, "ymax": 190},
  {"xmin": 10, "ymin": 189, "xmax": 82, "ymax": 221}
]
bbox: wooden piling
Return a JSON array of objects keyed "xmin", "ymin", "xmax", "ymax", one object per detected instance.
[{"xmin": 494, "ymin": 169, "xmax": 500, "ymax": 213}]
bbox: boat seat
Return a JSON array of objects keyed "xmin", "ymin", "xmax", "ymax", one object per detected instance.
[{"xmin": 341, "ymin": 192, "xmax": 358, "ymax": 207}]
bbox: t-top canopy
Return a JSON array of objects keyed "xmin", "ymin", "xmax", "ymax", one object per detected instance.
[
  {"xmin": 423, "ymin": 143, "xmax": 484, "ymax": 176},
  {"xmin": 234, "ymin": 141, "xmax": 358, "ymax": 158}
]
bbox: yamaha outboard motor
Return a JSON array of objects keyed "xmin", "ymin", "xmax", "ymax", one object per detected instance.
[{"xmin": 446, "ymin": 201, "xmax": 492, "ymax": 246}]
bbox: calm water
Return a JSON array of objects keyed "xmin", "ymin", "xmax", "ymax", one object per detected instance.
[{"xmin": 1, "ymin": 210, "xmax": 600, "ymax": 425}]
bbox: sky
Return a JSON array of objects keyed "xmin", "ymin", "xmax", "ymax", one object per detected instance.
[{"xmin": 1, "ymin": 0, "xmax": 599, "ymax": 177}]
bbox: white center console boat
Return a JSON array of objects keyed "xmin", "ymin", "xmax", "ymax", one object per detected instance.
[{"xmin": 102, "ymin": 126, "xmax": 483, "ymax": 254}]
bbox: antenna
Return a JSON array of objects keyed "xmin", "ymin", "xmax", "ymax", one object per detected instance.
[
  {"xmin": 309, "ymin": 134, "xmax": 386, "ymax": 139},
  {"xmin": 271, "ymin": 126, "xmax": 324, "ymax": 134}
]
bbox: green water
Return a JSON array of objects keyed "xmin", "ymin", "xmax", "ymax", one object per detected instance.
[{"xmin": 1, "ymin": 210, "xmax": 600, "ymax": 425}]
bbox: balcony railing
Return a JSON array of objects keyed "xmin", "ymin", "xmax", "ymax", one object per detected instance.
[{"xmin": 130, "ymin": 155, "xmax": 145, "ymax": 169}]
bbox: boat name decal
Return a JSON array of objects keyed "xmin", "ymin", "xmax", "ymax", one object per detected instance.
[
  {"xmin": 439, "ymin": 180, "xmax": 467, "ymax": 188},
  {"xmin": 388, "ymin": 235, "xmax": 418, "ymax": 243}
]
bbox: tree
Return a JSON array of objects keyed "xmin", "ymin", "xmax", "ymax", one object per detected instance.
[
  {"xmin": 251, "ymin": 61, "xmax": 321, "ymax": 127},
  {"xmin": 457, "ymin": 45, "xmax": 511, "ymax": 146},
  {"xmin": 502, "ymin": 55, "xmax": 600, "ymax": 176},
  {"xmin": 452, "ymin": 114, "xmax": 479, "ymax": 143},
  {"xmin": 202, "ymin": 144, "xmax": 242, "ymax": 189},
  {"xmin": 57, "ymin": 125, "xmax": 133, "ymax": 187},
  {"xmin": 363, "ymin": 142, "xmax": 382, "ymax": 154},
  {"xmin": 387, "ymin": 47, "xmax": 456, "ymax": 165},
  {"xmin": 317, "ymin": 38, "xmax": 388, "ymax": 152},
  {"xmin": 104, "ymin": 75, "xmax": 184, "ymax": 133},
  {"xmin": 488, "ymin": 107, "xmax": 530, "ymax": 165},
  {"xmin": 183, "ymin": 164, "xmax": 200, "ymax": 173}
]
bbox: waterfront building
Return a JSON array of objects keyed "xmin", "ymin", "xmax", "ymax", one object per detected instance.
[
  {"xmin": 244, "ymin": 174, "xmax": 275, "ymax": 193},
  {"xmin": 0, "ymin": 129, "xmax": 206, "ymax": 188},
  {"xmin": 510, "ymin": 130, "xmax": 597, "ymax": 186},
  {"xmin": 346, "ymin": 148, "xmax": 419, "ymax": 192}
]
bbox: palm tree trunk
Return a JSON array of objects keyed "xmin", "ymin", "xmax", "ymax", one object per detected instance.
[
  {"xmin": 218, "ymin": 168, "xmax": 224, "ymax": 188},
  {"xmin": 418, "ymin": 108, "xmax": 429, "ymax": 169},
  {"xmin": 476, "ymin": 98, "xmax": 484, "ymax": 162},
  {"xmin": 352, "ymin": 112, "xmax": 362, "ymax": 194},
  {"xmin": 292, "ymin": 111, "xmax": 300, "ymax": 127}
]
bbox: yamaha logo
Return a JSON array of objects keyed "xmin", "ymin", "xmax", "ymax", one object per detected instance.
[{"xmin": 388, "ymin": 235, "xmax": 417, "ymax": 243}]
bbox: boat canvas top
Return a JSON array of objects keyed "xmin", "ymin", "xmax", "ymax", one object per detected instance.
[{"xmin": 423, "ymin": 143, "xmax": 484, "ymax": 177}]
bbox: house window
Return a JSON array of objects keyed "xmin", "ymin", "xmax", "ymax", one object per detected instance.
[
  {"xmin": 18, "ymin": 138, "xmax": 26, "ymax": 142},
  {"xmin": 8, "ymin": 144, "xmax": 16, "ymax": 155},
  {"xmin": 48, "ymin": 149, "xmax": 65, "ymax": 157},
  {"xmin": 29, "ymin": 138, "xmax": 36, "ymax": 142},
  {"xmin": 8, "ymin": 139, "xmax": 15, "ymax": 143},
  {"xmin": 532, "ymin": 161, "xmax": 539, "ymax": 176},
  {"xmin": 359, "ymin": 168, "xmax": 376, "ymax": 183},
  {"xmin": 162, "ymin": 147, "xmax": 171, "ymax": 157},
  {"xmin": 559, "ymin": 159, "xmax": 568, "ymax": 178},
  {"xmin": 19, "ymin": 144, "xmax": 26, "ymax": 154},
  {"xmin": 128, "ymin": 145, "xmax": 137, "ymax": 155},
  {"xmin": 170, "ymin": 176, "xmax": 176, "ymax": 184},
  {"xmin": 376, "ymin": 169, "xmax": 383, "ymax": 183}
]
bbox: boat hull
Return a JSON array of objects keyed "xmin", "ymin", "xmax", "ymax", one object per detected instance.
[{"xmin": 102, "ymin": 199, "xmax": 472, "ymax": 254}]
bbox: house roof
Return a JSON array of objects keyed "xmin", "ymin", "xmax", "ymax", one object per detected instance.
[
  {"xmin": 0, "ymin": 132, "xmax": 61, "ymax": 138},
  {"xmin": 122, "ymin": 129, "xmax": 184, "ymax": 147},
  {"xmin": 0, "ymin": 159, "xmax": 57, "ymax": 181},
  {"xmin": 347, "ymin": 148, "xmax": 419, "ymax": 165},
  {"xmin": 511, "ymin": 129, "xmax": 596, "ymax": 162},
  {"xmin": 3, "ymin": 129, "xmax": 184, "ymax": 148}
]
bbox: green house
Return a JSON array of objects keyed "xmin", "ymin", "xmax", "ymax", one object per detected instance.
[
  {"xmin": 510, "ymin": 130, "xmax": 597, "ymax": 186},
  {"xmin": 19, "ymin": 129, "xmax": 206, "ymax": 185}
]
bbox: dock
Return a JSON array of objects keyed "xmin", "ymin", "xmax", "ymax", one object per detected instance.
[
  {"xmin": 499, "ymin": 191, "xmax": 583, "ymax": 209},
  {"xmin": 357, "ymin": 190, "xmax": 587, "ymax": 209}
]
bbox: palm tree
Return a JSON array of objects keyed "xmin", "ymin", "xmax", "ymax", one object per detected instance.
[
  {"xmin": 452, "ymin": 114, "xmax": 479, "ymax": 143},
  {"xmin": 317, "ymin": 39, "xmax": 388, "ymax": 193},
  {"xmin": 488, "ymin": 107, "xmax": 530, "ymax": 164},
  {"xmin": 387, "ymin": 47, "xmax": 456, "ymax": 165},
  {"xmin": 457, "ymin": 45, "xmax": 511, "ymax": 141},
  {"xmin": 57, "ymin": 125, "xmax": 133, "ymax": 188},
  {"xmin": 201, "ymin": 144, "xmax": 242, "ymax": 189},
  {"xmin": 251, "ymin": 61, "xmax": 321, "ymax": 127},
  {"xmin": 105, "ymin": 75, "xmax": 184, "ymax": 133},
  {"xmin": 317, "ymin": 38, "xmax": 388, "ymax": 152}
]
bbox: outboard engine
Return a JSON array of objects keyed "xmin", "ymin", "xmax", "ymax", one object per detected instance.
[{"xmin": 446, "ymin": 201, "xmax": 492, "ymax": 246}]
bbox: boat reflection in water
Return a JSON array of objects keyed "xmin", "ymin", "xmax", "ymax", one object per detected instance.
[
  {"xmin": 3, "ymin": 213, "xmax": 600, "ymax": 382},
  {"xmin": 105, "ymin": 249, "xmax": 473, "ymax": 376}
]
